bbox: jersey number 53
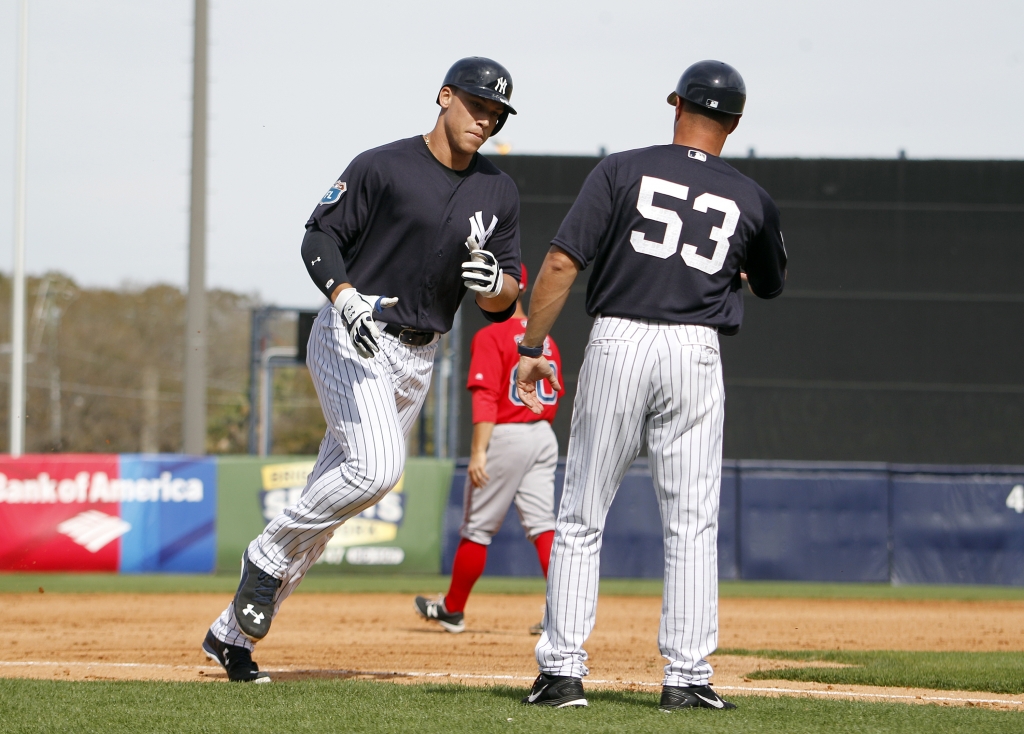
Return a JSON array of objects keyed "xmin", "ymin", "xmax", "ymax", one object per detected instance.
[
  {"xmin": 630, "ymin": 175, "xmax": 740, "ymax": 275},
  {"xmin": 508, "ymin": 363, "xmax": 559, "ymax": 407}
]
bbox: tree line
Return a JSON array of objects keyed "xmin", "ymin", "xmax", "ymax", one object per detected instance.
[{"xmin": 0, "ymin": 273, "xmax": 325, "ymax": 455}]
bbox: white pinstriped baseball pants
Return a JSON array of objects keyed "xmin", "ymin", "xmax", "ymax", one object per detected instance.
[
  {"xmin": 211, "ymin": 304, "xmax": 437, "ymax": 650},
  {"xmin": 536, "ymin": 316, "xmax": 725, "ymax": 687}
]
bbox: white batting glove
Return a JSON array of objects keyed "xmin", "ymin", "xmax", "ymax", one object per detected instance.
[
  {"xmin": 334, "ymin": 288, "xmax": 398, "ymax": 359},
  {"xmin": 461, "ymin": 247, "xmax": 503, "ymax": 298}
]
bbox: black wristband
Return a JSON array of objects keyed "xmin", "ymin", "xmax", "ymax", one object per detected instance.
[{"xmin": 517, "ymin": 343, "xmax": 544, "ymax": 358}]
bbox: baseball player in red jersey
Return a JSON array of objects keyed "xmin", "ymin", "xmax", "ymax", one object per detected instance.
[{"xmin": 415, "ymin": 265, "xmax": 564, "ymax": 633}]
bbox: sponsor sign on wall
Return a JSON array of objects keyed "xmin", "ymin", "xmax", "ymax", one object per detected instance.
[
  {"xmin": 0, "ymin": 454, "xmax": 216, "ymax": 573},
  {"xmin": 259, "ymin": 461, "xmax": 408, "ymax": 567},
  {"xmin": 218, "ymin": 455, "xmax": 451, "ymax": 574}
]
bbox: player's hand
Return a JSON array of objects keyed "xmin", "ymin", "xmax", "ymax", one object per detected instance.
[
  {"xmin": 516, "ymin": 354, "xmax": 561, "ymax": 415},
  {"xmin": 467, "ymin": 451, "xmax": 490, "ymax": 488},
  {"xmin": 739, "ymin": 270, "xmax": 757, "ymax": 296},
  {"xmin": 334, "ymin": 288, "xmax": 399, "ymax": 359},
  {"xmin": 462, "ymin": 247, "xmax": 503, "ymax": 298}
]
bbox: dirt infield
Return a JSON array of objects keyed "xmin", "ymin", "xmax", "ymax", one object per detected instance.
[{"xmin": 2, "ymin": 592, "xmax": 1022, "ymax": 709}]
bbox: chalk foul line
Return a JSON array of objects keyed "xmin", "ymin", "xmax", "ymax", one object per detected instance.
[{"xmin": 0, "ymin": 661, "xmax": 1019, "ymax": 706}]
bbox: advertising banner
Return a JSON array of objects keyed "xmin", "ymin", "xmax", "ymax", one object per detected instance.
[
  {"xmin": 217, "ymin": 456, "xmax": 452, "ymax": 574},
  {"xmin": 0, "ymin": 454, "xmax": 217, "ymax": 573}
]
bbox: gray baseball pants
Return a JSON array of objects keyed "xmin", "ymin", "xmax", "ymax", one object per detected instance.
[{"xmin": 461, "ymin": 421, "xmax": 558, "ymax": 545}]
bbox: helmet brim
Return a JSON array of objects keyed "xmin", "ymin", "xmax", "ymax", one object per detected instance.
[{"xmin": 441, "ymin": 84, "xmax": 517, "ymax": 115}]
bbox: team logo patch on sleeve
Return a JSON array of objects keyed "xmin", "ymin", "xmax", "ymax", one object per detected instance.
[{"xmin": 319, "ymin": 180, "xmax": 347, "ymax": 206}]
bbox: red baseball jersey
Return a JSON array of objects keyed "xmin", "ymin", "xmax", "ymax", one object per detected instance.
[{"xmin": 467, "ymin": 317, "xmax": 564, "ymax": 425}]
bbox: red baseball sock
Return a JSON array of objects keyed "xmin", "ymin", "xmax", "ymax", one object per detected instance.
[
  {"xmin": 533, "ymin": 530, "xmax": 555, "ymax": 579},
  {"xmin": 445, "ymin": 538, "xmax": 487, "ymax": 613}
]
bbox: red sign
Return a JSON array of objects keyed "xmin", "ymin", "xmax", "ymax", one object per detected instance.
[{"xmin": 0, "ymin": 455, "xmax": 120, "ymax": 571}]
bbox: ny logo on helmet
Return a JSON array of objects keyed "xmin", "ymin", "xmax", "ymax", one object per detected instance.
[{"xmin": 494, "ymin": 77, "xmax": 508, "ymax": 94}]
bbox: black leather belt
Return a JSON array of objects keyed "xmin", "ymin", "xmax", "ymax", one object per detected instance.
[{"xmin": 383, "ymin": 323, "xmax": 436, "ymax": 347}]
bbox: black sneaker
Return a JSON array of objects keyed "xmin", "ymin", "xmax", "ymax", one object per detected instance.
[
  {"xmin": 521, "ymin": 673, "xmax": 588, "ymax": 707},
  {"xmin": 202, "ymin": 629, "xmax": 271, "ymax": 683},
  {"xmin": 659, "ymin": 684, "xmax": 736, "ymax": 711},
  {"xmin": 414, "ymin": 595, "xmax": 465, "ymax": 633},
  {"xmin": 232, "ymin": 552, "xmax": 281, "ymax": 641}
]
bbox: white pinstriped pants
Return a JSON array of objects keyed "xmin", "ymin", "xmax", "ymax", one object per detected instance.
[
  {"xmin": 211, "ymin": 304, "xmax": 437, "ymax": 650},
  {"xmin": 536, "ymin": 316, "xmax": 725, "ymax": 687}
]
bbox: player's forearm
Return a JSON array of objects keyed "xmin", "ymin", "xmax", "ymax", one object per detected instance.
[
  {"xmin": 522, "ymin": 247, "xmax": 579, "ymax": 347},
  {"xmin": 470, "ymin": 422, "xmax": 495, "ymax": 456},
  {"xmin": 301, "ymin": 228, "xmax": 350, "ymax": 302},
  {"xmin": 475, "ymin": 273, "xmax": 519, "ymax": 312}
]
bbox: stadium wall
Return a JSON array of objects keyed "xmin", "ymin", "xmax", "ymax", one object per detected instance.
[
  {"xmin": 443, "ymin": 459, "xmax": 1024, "ymax": 585},
  {"xmin": 4, "ymin": 454, "xmax": 1022, "ymax": 585}
]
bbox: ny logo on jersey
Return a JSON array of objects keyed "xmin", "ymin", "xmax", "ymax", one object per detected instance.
[
  {"xmin": 494, "ymin": 77, "xmax": 508, "ymax": 94},
  {"xmin": 466, "ymin": 211, "xmax": 498, "ymax": 251}
]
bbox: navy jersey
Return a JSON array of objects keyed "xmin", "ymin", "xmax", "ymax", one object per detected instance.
[
  {"xmin": 306, "ymin": 136, "xmax": 521, "ymax": 334},
  {"xmin": 552, "ymin": 145, "xmax": 786, "ymax": 335}
]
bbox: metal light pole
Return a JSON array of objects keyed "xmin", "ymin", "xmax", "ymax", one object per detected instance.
[
  {"xmin": 9, "ymin": 0, "xmax": 29, "ymax": 457},
  {"xmin": 182, "ymin": 0, "xmax": 208, "ymax": 454}
]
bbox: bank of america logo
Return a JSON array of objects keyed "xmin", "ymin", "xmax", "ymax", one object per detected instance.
[{"xmin": 57, "ymin": 511, "xmax": 132, "ymax": 552}]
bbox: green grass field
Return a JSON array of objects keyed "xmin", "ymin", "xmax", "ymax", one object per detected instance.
[
  {"xmin": 722, "ymin": 649, "xmax": 1024, "ymax": 694},
  {"xmin": 3, "ymin": 574, "xmax": 1022, "ymax": 731},
  {"xmin": 0, "ymin": 679, "xmax": 1019, "ymax": 734},
  {"xmin": 4, "ymin": 572, "xmax": 1024, "ymax": 600}
]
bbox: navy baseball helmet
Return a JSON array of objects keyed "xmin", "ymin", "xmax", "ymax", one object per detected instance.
[
  {"xmin": 667, "ymin": 60, "xmax": 746, "ymax": 116},
  {"xmin": 438, "ymin": 57, "xmax": 516, "ymax": 134}
]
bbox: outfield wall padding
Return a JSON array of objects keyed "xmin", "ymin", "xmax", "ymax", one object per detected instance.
[
  {"xmin": 737, "ymin": 463, "xmax": 890, "ymax": 583},
  {"xmin": 891, "ymin": 467, "xmax": 1024, "ymax": 585},
  {"xmin": 444, "ymin": 460, "xmax": 738, "ymax": 581},
  {"xmin": 444, "ymin": 459, "xmax": 1024, "ymax": 585}
]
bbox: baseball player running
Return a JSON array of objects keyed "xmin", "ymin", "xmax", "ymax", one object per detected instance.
[
  {"xmin": 515, "ymin": 61, "xmax": 787, "ymax": 709},
  {"xmin": 201, "ymin": 57, "xmax": 522, "ymax": 683},
  {"xmin": 414, "ymin": 265, "xmax": 564, "ymax": 634}
]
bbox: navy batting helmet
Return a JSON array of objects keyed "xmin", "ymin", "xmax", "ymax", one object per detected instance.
[
  {"xmin": 667, "ymin": 60, "xmax": 746, "ymax": 116},
  {"xmin": 438, "ymin": 57, "xmax": 516, "ymax": 134}
]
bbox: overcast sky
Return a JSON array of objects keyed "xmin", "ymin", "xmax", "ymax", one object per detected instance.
[{"xmin": 0, "ymin": 0, "xmax": 1021, "ymax": 307}]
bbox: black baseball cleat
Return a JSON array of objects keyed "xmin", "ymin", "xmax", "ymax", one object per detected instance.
[
  {"xmin": 521, "ymin": 673, "xmax": 588, "ymax": 707},
  {"xmin": 202, "ymin": 629, "xmax": 271, "ymax": 683},
  {"xmin": 413, "ymin": 595, "xmax": 465, "ymax": 633},
  {"xmin": 232, "ymin": 552, "xmax": 281, "ymax": 641},
  {"xmin": 659, "ymin": 684, "xmax": 736, "ymax": 711}
]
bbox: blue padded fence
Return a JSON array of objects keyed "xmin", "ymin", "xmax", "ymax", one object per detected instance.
[{"xmin": 443, "ymin": 459, "xmax": 1024, "ymax": 585}]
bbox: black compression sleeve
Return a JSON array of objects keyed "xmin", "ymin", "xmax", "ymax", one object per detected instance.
[
  {"xmin": 301, "ymin": 228, "xmax": 349, "ymax": 301},
  {"xmin": 479, "ymin": 296, "xmax": 518, "ymax": 323}
]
